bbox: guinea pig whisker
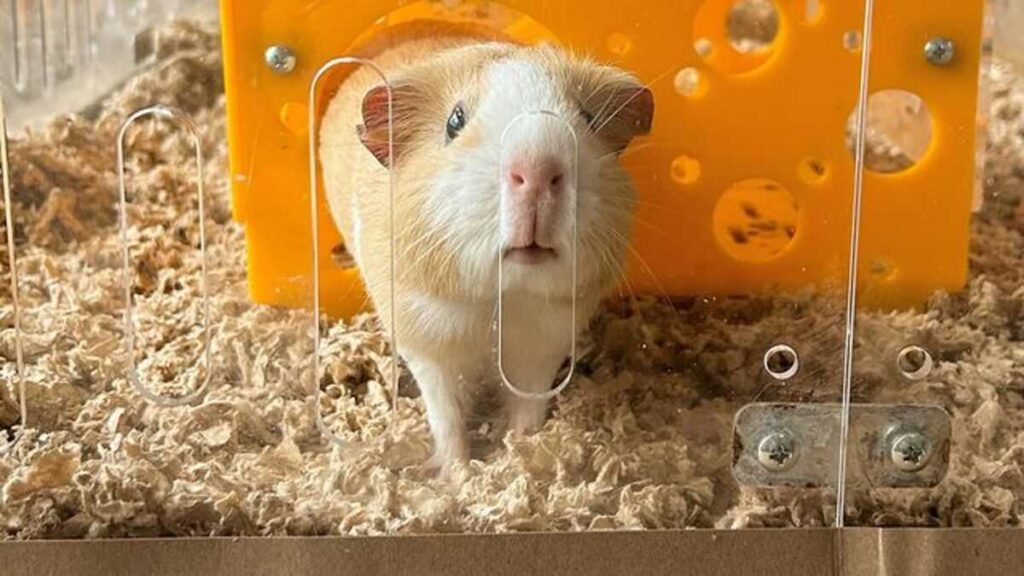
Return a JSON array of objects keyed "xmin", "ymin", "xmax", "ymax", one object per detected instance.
[
  {"xmin": 592, "ymin": 88, "xmax": 645, "ymax": 137},
  {"xmin": 597, "ymin": 141, "xmax": 654, "ymax": 163},
  {"xmin": 598, "ymin": 218, "xmax": 692, "ymax": 327},
  {"xmin": 397, "ymin": 242, "xmax": 439, "ymax": 278},
  {"xmin": 436, "ymin": 232, "xmax": 479, "ymax": 282},
  {"xmin": 595, "ymin": 141, "xmax": 683, "ymax": 166},
  {"xmin": 606, "ymin": 249, "xmax": 636, "ymax": 302},
  {"xmin": 400, "ymin": 227, "xmax": 448, "ymax": 259},
  {"xmin": 594, "ymin": 147, "xmax": 635, "ymax": 165},
  {"xmin": 579, "ymin": 70, "xmax": 622, "ymax": 107},
  {"xmin": 591, "ymin": 227, "xmax": 641, "ymax": 299},
  {"xmin": 401, "ymin": 228, "xmax": 461, "ymax": 280},
  {"xmin": 617, "ymin": 142, "xmax": 667, "ymax": 159},
  {"xmin": 399, "ymin": 230, "xmax": 432, "ymax": 256},
  {"xmin": 318, "ymin": 141, "xmax": 373, "ymax": 151},
  {"xmin": 609, "ymin": 208, "xmax": 671, "ymax": 238},
  {"xmin": 591, "ymin": 88, "xmax": 621, "ymax": 135},
  {"xmin": 602, "ymin": 196, "xmax": 680, "ymax": 218},
  {"xmin": 619, "ymin": 240, "xmax": 686, "ymax": 328},
  {"xmin": 399, "ymin": 227, "xmax": 450, "ymax": 267},
  {"xmin": 609, "ymin": 256, "xmax": 635, "ymax": 301},
  {"xmin": 584, "ymin": 229, "xmax": 634, "ymax": 301},
  {"xmin": 358, "ymin": 292, "xmax": 373, "ymax": 313},
  {"xmin": 592, "ymin": 65, "xmax": 676, "ymax": 136}
]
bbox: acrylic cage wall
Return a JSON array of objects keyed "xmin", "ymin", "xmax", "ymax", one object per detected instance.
[
  {"xmin": 992, "ymin": 0, "xmax": 1024, "ymax": 71},
  {"xmin": 0, "ymin": 0, "xmax": 1019, "ymax": 539},
  {"xmin": 843, "ymin": 0, "xmax": 1022, "ymax": 528}
]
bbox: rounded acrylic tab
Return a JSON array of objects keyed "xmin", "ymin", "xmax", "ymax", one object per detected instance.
[
  {"xmin": 842, "ymin": 0, "xmax": 999, "ymax": 527},
  {"xmin": 308, "ymin": 57, "xmax": 398, "ymax": 447},
  {"xmin": 116, "ymin": 105, "xmax": 211, "ymax": 407},
  {"xmin": 496, "ymin": 110, "xmax": 580, "ymax": 400},
  {"xmin": 1, "ymin": 95, "xmax": 27, "ymax": 444}
]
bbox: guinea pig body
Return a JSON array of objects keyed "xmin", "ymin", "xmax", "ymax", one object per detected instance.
[{"xmin": 320, "ymin": 32, "xmax": 653, "ymax": 469}]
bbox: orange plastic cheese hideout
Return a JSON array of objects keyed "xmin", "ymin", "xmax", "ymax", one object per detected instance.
[{"xmin": 219, "ymin": 0, "xmax": 986, "ymax": 318}]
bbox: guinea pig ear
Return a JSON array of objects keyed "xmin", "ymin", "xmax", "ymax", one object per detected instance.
[
  {"xmin": 594, "ymin": 85, "xmax": 654, "ymax": 152},
  {"xmin": 357, "ymin": 83, "xmax": 412, "ymax": 168}
]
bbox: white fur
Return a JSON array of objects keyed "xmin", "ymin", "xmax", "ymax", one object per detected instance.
[
  {"xmin": 424, "ymin": 59, "xmax": 609, "ymax": 299},
  {"xmin": 321, "ymin": 47, "xmax": 640, "ymax": 471},
  {"xmin": 349, "ymin": 190, "xmax": 363, "ymax": 262},
  {"xmin": 398, "ymin": 58, "xmax": 631, "ymax": 466}
]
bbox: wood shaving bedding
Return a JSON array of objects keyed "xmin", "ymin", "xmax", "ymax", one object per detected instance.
[{"xmin": 0, "ymin": 21, "xmax": 1023, "ymax": 538}]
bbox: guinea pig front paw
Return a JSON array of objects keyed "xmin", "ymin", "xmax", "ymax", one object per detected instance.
[
  {"xmin": 508, "ymin": 399, "xmax": 549, "ymax": 435},
  {"xmin": 422, "ymin": 434, "xmax": 470, "ymax": 479},
  {"xmin": 423, "ymin": 450, "xmax": 469, "ymax": 481}
]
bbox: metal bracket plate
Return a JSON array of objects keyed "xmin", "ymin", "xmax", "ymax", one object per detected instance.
[{"xmin": 732, "ymin": 403, "xmax": 951, "ymax": 489}]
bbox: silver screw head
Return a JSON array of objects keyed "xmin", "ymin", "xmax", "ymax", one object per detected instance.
[
  {"xmin": 890, "ymin": 432, "xmax": 932, "ymax": 472},
  {"xmin": 757, "ymin": 431, "xmax": 797, "ymax": 472},
  {"xmin": 264, "ymin": 45, "xmax": 297, "ymax": 74},
  {"xmin": 924, "ymin": 37, "xmax": 955, "ymax": 66}
]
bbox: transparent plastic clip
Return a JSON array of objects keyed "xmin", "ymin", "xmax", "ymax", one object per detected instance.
[
  {"xmin": 837, "ymin": 0, "xmax": 877, "ymax": 528},
  {"xmin": 308, "ymin": 57, "xmax": 397, "ymax": 447},
  {"xmin": 116, "ymin": 104, "xmax": 211, "ymax": 407},
  {"xmin": 1, "ymin": 94, "xmax": 27, "ymax": 433},
  {"xmin": 497, "ymin": 110, "xmax": 579, "ymax": 400}
]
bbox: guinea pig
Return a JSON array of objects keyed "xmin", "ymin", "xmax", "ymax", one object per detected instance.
[{"xmin": 320, "ymin": 34, "xmax": 653, "ymax": 471}]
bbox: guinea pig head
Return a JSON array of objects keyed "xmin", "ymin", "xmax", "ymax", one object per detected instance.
[{"xmin": 356, "ymin": 43, "xmax": 653, "ymax": 301}]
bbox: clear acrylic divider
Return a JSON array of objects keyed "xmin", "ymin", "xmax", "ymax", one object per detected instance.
[
  {"xmin": 0, "ymin": 0, "xmax": 220, "ymax": 132},
  {"xmin": 698, "ymin": 0, "xmax": 870, "ymax": 528},
  {"xmin": 307, "ymin": 56, "xmax": 399, "ymax": 452},
  {"xmin": 116, "ymin": 104, "xmax": 210, "ymax": 406},
  {"xmin": 497, "ymin": 110, "xmax": 579, "ymax": 401},
  {"xmin": 0, "ymin": 13, "xmax": 334, "ymax": 536},
  {"xmin": 0, "ymin": 0, "xmax": 972, "ymax": 539},
  {"xmin": 843, "ymin": 0, "xmax": 1008, "ymax": 529},
  {"xmin": 1, "ymin": 94, "xmax": 27, "ymax": 451}
]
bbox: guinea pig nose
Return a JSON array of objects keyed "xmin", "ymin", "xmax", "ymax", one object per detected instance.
[{"xmin": 507, "ymin": 158, "xmax": 566, "ymax": 196}]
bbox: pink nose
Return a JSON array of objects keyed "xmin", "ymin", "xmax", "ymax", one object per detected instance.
[{"xmin": 506, "ymin": 157, "xmax": 566, "ymax": 200}]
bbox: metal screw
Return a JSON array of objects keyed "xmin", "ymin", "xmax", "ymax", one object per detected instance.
[
  {"xmin": 757, "ymin": 431, "xmax": 797, "ymax": 472},
  {"xmin": 924, "ymin": 37, "xmax": 955, "ymax": 66},
  {"xmin": 890, "ymin": 431, "xmax": 932, "ymax": 472},
  {"xmin": 264, "ymin": 45, "xmax": 297, "ymax": 74}
]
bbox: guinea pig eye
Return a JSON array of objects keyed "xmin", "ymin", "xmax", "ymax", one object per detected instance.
[
  {"xmin": 446, "ymin": 103, "xmax": 467, "ymax": 141},
  {"xmin": 580, "ymin": 109, "xmax": 595, "ymax": 129}
]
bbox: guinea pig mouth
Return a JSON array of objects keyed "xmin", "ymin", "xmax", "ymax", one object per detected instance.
[{"xmin": 503, "ymin": 243, "xmax": 557, "ymax": 265}]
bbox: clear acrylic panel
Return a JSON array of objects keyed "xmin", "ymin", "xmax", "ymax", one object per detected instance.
[
  {"xmin": 0, "ymin": 3, "xmax": 328, "ymax": 537},
  {"xmin": 115, "ymin": 104, "xmax": 212, "ymax": 407},
  {"xmin": 311, "ymin": 56, "xmax": 401, "ymax": 455},
  {"xmin": 0, "ymin": 0, "xmax": 219, "ymax": 132},
  {"xmin": 992, "ymin": 0, "xmax": 1024, "ymax": 71},
  {"xmin": 0, "ymin": 0, "xmax": 877, "ymax": 539},
  {"xmin": 1, "ymin": 95, "xmax": 27, "ymax": 451},
  {"xmin": 843, "ymin": 0, "xmax": 1015, "ymax": 527},
  {"xmin": 292, "ymin": 0, "xmax": 868, "ymax": 531},
  {"xmin": 496, "ymin": 110, "xmax": 579, "ymax": 402}
]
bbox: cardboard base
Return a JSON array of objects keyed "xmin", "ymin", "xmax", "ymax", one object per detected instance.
[{"xmin": 1, "ymin": 529, "xmax": 1020, "ymax": 576}]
